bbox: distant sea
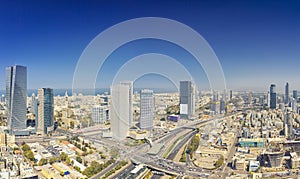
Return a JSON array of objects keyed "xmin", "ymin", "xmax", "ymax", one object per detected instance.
[{"xmin": 0, "ymin": 88, "xmax": 177, "ymax": 96}]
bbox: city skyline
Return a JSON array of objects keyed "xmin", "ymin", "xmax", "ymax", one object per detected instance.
[{"xmin": 0, "ymin": 1, "xmax": 300, "ymax": 91}]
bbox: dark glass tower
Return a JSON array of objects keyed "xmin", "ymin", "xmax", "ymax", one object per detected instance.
[
  {"xmin": 38, "ymin": 88, "xmax": 54, "ymax": 134},
  {"xmin": 293, "ymin": 90, "xmax": 298, "ymax": 102},
  {"xmin": 285, "ymin": 82, "xmax": 290, "ymax": 105},
  {"xmin": 270, "ymin": 84, "xmax": 277, "ymax": 109}
]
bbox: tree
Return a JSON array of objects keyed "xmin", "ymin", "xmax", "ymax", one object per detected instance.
[
  {"xmin": 82, "ymin": 147, "xmax": 87, "ymax": 152},
  {"xmin": 70, "ymin": 121, "xmax": 75, "ymax": 129},
  {"xmin": 59, "ymin": 152, "xmax": 68, "ymax": 161},
  {"xmin": 110, "ymin": 147, "xmax": 119, "ymax": 159},
  {"xmin": 22, "ymin": 143, "xmax": 31, "ymax": 152},
  {"xmin": 38, "ymin": 158, "xmax": 48, "ymax": 166},
  {"xmin": 100, "ymin": 154, "xmax": 106, "ymax": 159},
  {"xmin": 66, "ymin": 157, "xmax": 71, "ymax": 165},
  {"xmin": 83, "ymin": 161, "xmax": 101, "ymax": 177},
  {"xmin": 214, "ymin": 155, "xmax": 224, "ymax": 168},
  {"xmin": 25, "ymin": 150, "xmax": 35, "ymax": 161},
  {"xmin": 49, "ymin": 156, "xmax": 57, "ymax": 164},
  {"xmin": 74, "ymin": 166, "xmax": 81, "ymax": 172},
  {"xmin": 76, "ymin": 156, "xmax": 82, "ymax": 163}
]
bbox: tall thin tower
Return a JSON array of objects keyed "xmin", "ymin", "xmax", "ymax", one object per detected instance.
[
  {"xmin": 285, "ymin": 82, "xmax": 290, "ymax": 105},
  {"xmin": 37, "ymin": 88, "xmax": 54, "ymax": 135},
  {"xmin": 270, "ymin": 84, "xmax": 277, "ymax": 109}
]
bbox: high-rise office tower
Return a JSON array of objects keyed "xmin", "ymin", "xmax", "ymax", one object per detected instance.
[
  {"xmin": 285, "ymin": 82, "xmax": 290, "ymax": 105},
  {"xmin": 220, "ymin": 99, "xmax": 226, "ymax": 114},
  {"xmin": 291, "ymin": 98, "xmax": 297, "ymax": 112},
  {"xmin": 37, "ymin": 88, "xmax": 54, "ymax": 135},
  {"xmin": 222, "ymin": 89, "xmax": 227, "ymax": 101},
  {"xmin": 284, "ymin": 108, "xmax": 294, "ymax": 140},
  {"xmin": 30, "ymin": 93, "xmax": 38, "ymax": 115},
  {"xmin": 179, "ymin": 81, "xmax": 195, "ymax": 119},
  {"xmin": 270, "ymin": 84, "xmax": 277, "ymax": 109},
  {"xmin": 6, "ymin": 65, "xmax": 27, "ymax": 134},
  {"xmin": 293, "ymin": 90, "xmax": 298, "ymax": 102},
  {"xmin": 213, "ymin": 91, "xmax": 219, "ymax": 102},
  {"xmin": 229, "ymin": 90, "xmax": 233, "ymax": 100},
  {"xmin": 92, "ymin": 105, "xmax": 106, "ymax": 124},
  {"xmin": 110, "ymin": 84, "xmax": 130, "ymax": 140},
  {"xmin": 266, "ymin": 91, "xmax": 270, "ymax": 107},
  {"xmin": 140, "ymin": 89, "xmax": 154, "ymax": 132},
  {"xmin": 120, "ymin": 81, "xmax": 133, "ymax": 126},
  {"xmin": 248, "ymin": 92, "xmax": 253, "ymax": 105}
]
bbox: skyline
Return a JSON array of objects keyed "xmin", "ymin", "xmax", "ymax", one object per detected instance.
[{"xmin": 1, "ymin": 1, "xmax": 300, "ymax": 91}]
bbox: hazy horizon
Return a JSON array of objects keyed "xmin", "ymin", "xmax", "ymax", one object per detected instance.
[{"xmin": 1, "ymin": 1, "xmax": 300, "ymax": 91}]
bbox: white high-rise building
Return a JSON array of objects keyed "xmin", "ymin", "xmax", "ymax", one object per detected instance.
[
  {"xmin": 119, "ymin": 81, "xmax": 133, "ymax": 126},
  {"xmin": 110, "ymin": 84, "xmax": 130, "ymax": 140},
  {"xmin": 140, "ymin": 89, "xmax": 154, "ymax": 132},
  {"xmin": 92, "ymin": 105, "xmax": 107, "ymax": 124}
]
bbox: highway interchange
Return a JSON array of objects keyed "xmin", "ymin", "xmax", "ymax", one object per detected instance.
[{"xmin": 16, "ymin": 114, "xmax": 240, "ymax": 178}]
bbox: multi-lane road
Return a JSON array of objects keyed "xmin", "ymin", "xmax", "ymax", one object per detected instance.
[{"xmin": 18, "ymin": 113, "xmax": 241, "ymax": 178}]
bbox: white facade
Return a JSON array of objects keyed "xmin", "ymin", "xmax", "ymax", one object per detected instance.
[
  {"xmin": 110, "ymin": 84, "xmax": 130, "ymax": 140},
  {"xmin": 140, "ymin": 89, "xmax": 154, "ymax": 131},
  {"xmin": 119, "ymin": 81, "xmax": 133, "ymax": 127},
  {"xmin": 92, "ymin": 105, "xmax": 106, "ymax": 124}
]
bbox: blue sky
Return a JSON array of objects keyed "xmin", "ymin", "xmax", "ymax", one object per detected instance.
[{"xmin": 0, "ymin": 0, "xmax": 300, "ymax": 92}]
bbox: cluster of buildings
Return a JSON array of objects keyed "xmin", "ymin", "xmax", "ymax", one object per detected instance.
[
  {"xmin": 0, "ymin": 127, "xmax": 38, "ymax": 178},
  {"xmin": 2, "ymin": 64, "xmax": 199, "ymax": 143},
  {"xmin": 230, "ymin": 83, "xmax": 300, "ymax": 177},
  {"xmin": 210, "ymin": 90, "xmax": 227, "ymax": 115},
  {"xmin": 268, "ymin": 82, "xmax": 298, "ymax": 111},
  {"xmin": 106, "ymin": 80, "xmax": 197, "ymax": 140},
  {"xmin": 5, "ymin": 65, "xmax": 54, "ymax": 136}
]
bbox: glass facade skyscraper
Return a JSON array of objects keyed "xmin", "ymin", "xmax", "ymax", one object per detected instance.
[
  {"xmin": 37, "ymin": 88, "xmax": 54, "ymax": 135},
  {"xmin": 293, "ymin": 90, "xmax": 298, "ymax": 102},
  {"xmin": 6, "ymin": 65, "xmax": 27, "ymax": 134},
  {"xmin": 179, "ymin": 81, "xmax": 195, "ymax": 119},
  {"xmin": 285, "ymin": 82, "xmax": 290, "ymax": 105},
  {"xmin": 270, "ymin": 84, "xmax": 277, "ymax": 109}
]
